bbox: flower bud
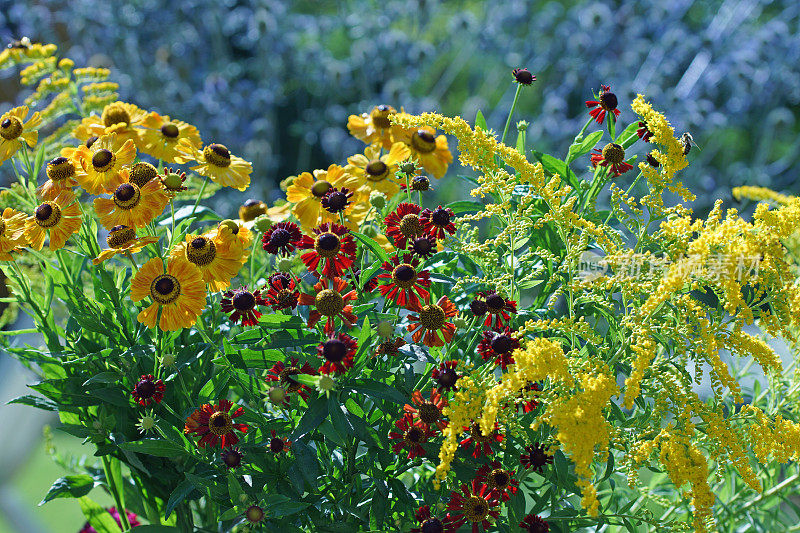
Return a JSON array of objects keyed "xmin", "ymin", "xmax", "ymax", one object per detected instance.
[
  {"xmin": 253, "ymin": 214, "xmax": 272, "ymax": 233},
  {"xmin": 376, "ymin": 320, "xmax": 394, "ymax": 338},
  {"xmin": 453, "ymin": 316, "xmax": 468, "ymax": 329},
  {"xmin": 369, "ymin": 191, "xmax": 387, "ymax": 210},
  {"xmin": 268, "ymin": 386, "xmax": 287, "ymax": 404},
  {"xmin": 276, "ymin": 257, "xmax": 294, "ymax": 271}
]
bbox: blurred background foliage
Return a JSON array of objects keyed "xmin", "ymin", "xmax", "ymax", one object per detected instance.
[
  {"xmin": 0, "ymin": 1, "xmax": 799, "ymax": 531},
  {"xmin": 1, "ymin": 0, "xmax": 799, "ymax": 217}
]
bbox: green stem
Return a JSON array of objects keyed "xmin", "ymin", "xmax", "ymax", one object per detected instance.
[
  {"xmin": 101, "ymin": 455, "xmax": 131, "ymax": 531},
  {"xmin": 190, "ymin": 176, "xmax": 210, "ymax": 219},
  {"xmin": 500, "ymin": 84, "xmax": 523, "ymax": 147}
]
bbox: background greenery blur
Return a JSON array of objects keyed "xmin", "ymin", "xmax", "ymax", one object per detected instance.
[{"xmin": 0, "ymin": 0, "xmax": 798, "ymax": 531}]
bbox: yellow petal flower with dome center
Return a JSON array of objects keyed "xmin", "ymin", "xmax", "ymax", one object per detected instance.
[
  {"xmin": 0, "ymin": 105, "xmax": 42, "ymax": 165},
  {"xmin": 346, "ymin": 141, "xmax": 411, "ymax": 200},
  {"xmin": 138, "ymin": 112, "xmax": 202, "ymax": 163},
  {"xmin": 24, "ymin": 190, "xmax": 82, "ymax": 251},
  {"xmin": 286, "ymin": 164, "xmax": 362, "ymax": 230},
  {"xmin": 347, "ymin": 104, "xmax": 397, "ymax": 149},
  {"xmin": 36, "ymin": 154, "xmax": 87, "ymax": 201},
  {"xmin": 92, "ymin": 225, "xmax": 159, "ymax": 265},
  {"xmin": 130, "ymin": 257, "xmax": 206, "ymax": 331},
  {"xmin": 391, "ymin": 113, "xmax": 452, "ymax": 179},
  {"xmin": 207, "ymin": 219, "xmax": 253, "ymax": 261},
  {"xmin": 72, "ymin": 101, "xmax": 148, "ymax": 150},
  {"xmin": 0, "ymin": 208, "xmax": 29, "ymax": 260},
  {"xmin": 73, "ymin": 133, "xmax": 136, "ymax": 194},
  {"xmin": 169, "ymin": 232, "xmax": 244, "ymax": 292},
  {"xmin": 93, "ymin": 169, "xmax": 170, "ymax": 229},
  {"xmin": 174, "ymin": 140, "xmax": 252, "ymax": 191}
]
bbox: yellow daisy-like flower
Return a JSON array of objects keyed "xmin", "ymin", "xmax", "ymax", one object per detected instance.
[
  {"xmin": 93, "ymin": 169, "xmax": 170, "ymax": 229},
  {"xmin": 392, "ymin": 115, "xmax": 453, "ymax": 179},
  {"xmin": 73, "ymin": 133, "xmax": 136, "ymax": 194},
  {"xmin": 138, "ymin": 112, "xmax": 202, "ymax": 163},
  {"xmin": 174, "ymin": 140, "xmax": 252, "ymax": 191},
  {"xmin": 208, "ymin": 219, "xmax": 253, "ymax": 260},
  {"xmin": 36, "ymin": 155, "xmax": 87, "ymax": 201},
  {"xmin": 24, "ymin": 190, "xmax": 82, "ymax": 251},
  {"xmin": 347, "ymin": 105, "xmax": 397, "ymax": 149},
  {"xmin": 92, "ymin": 225, "xmax": 159, "ymax": 265},
  {"xmin": 130, "ymin": 257, "xmax": 206, "ymax": 331},
  {"xmin": 346, "ymin": 141, "xmax": 411, "ymax": 200},
  {"xmin": 169, "ymin": 232, "xmax": 243, "ymax": 292},
  {"xmin": 0, "ymin": 106, "xmax": 42, "ymax": 165},
  {"xmin": 286, "ymin": 164, "xmax": 361, "ymax": 230},
  {"xmin": 72, "ymin": 101, "xmax": 148, "ymax": 150},
  {"xmin": 0, "ymin": 208, "xmax": 29, "ymax": 260}
]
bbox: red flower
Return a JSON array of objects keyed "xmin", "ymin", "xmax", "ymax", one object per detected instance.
[
  {"xmin": 385, "ymin": 202, "xmax": 424, "ymax": 248},
  {"xmin": 377, "ymin": 254, "xmax": 431, "ymax": 308},
  {"xmin": 221, "ymin": 447, "xmax": 244, "ymax": 469},
  {"xmin": 261, "ymin": 221, "xmax": 301, "ymax": 256},
  {"xmin": 297, "ymin": 277, "xmax": 357, "ymax": 335},
  {"xmin": 400, "ymin": 175, "xmax": 432, "ymax": 192},
  {"xmin": 220, "ymin": 286, "xmax": 267, "ymax": 326},
  {"xmin": 477, "ymin": 327, "xmax": 520, "ymax": 370},
  {"xmin": 265, "ymin": 359, "xmax": 317, "ymax": 402},
  {"xmin": 420, "ymin": 205, "xmax": 456, "ymax": 240},
  {"xmin": 317, "ymin": 332, "xmax": 357, "ymax": 374},
  {"xmin": 475, "ymin": 461, "xmax": 519, "ymax": 501},
  {"xmin": 320, "ymin": 187, "xmax": 353, "ymax": 214},
  {"xmin": 375, "ymin": 337, "xmax": 406, "ymax": 358},
  {"xmin": 297, "ymin": 222, "xmax": 356, "ymax": 279},
  {"xmin": 585, "ymin": 84, "xmax": 620, "ymax": 124},
  {"xmin": 475, "ymin": 290, "xmax": 517, "ymax": 328},
  {"xmin": 407, "ymin": 295, "xmax": 458, "ymax": 347},
  {"xmin": 268, "ymin": 429, "xmax": 292, "ymax": 453},
  {"xmin": 404, "ymin": 388, "xmax": 448, "ymax": 431},
  {"xmin": 460, "ymin": 423, "xmax": 503, "ymax": 458},
  {"xmin": 432, "ymin": 360, "xmax": 462, "ymax": 391},
  {"xmin": 512, "ymin": 68, "xmax": 536, "ymax": 86},
  {"xmin": 446, "ymin": 480, "xmax": 501, "ymax": 533},
  {"xmin": 184, "ymin": 399, "xmax": 249, "ymax": 449},
  {"xmin": 409, "ymin": 234, "xmax": 437, "ymax": 259},
  {"xmin": 520, "ymin": 514, "xmax": 550, "ymax": 533},
  {"xmin": 131, "ymin": 374, "xmax": 165, "ymax": 406},
  {"xmin": 637, "ymin": 120, "xmax": 653, "ymax": 142},
  {"xmin": 263, "ymin": 272, "xmax": 300, "ymax": 311},
  {"xmin": 389, "ymin": 414, "xmax": 433, "ymax": 460},
  {"xmin": 410, "ymin": 505, "xmax": 453, "ymax": 533},
  {"xmin": 590, "ymin": 143, "xmax": 633, "ymax": 177},
  {"xmin": 520, "ymin": 443, "xmax": 553, "ymax": 472},
  {"xmin": 79, "ymin": 507, "xmax": 140, "ymax": 533}
]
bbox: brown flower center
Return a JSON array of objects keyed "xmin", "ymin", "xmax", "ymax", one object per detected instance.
[
  {"xmin": 485, "ymin": 294, "xmax": 505, "ymax": 311},
  {"xmin": 311, "ymin": 180, "xmax": 332, "ymax": 198},
  {"xmin": 203, "ymin": 143, "xmax": 231, "ymax": 167},
  {"xmin": 130, "ymin": 161, "xmax": 158, "ymax": 187},
  {"xmin": 411, "ymin": 176, "xmax": 431, "ymax": 191},
  {"xmin": 150, "ymin": 274, "xmax": 181, "ymax": 304},
  {"xmin": 601, "ymin": 143, "xmax": 625, "ymax": 165},
  {"xmin": 0, "ymin": 116, "xmax": 23, "ymax": 140},
  {"xmin": 418, "ymin": 402, "xmax": 440, "ymax": 424},
  {"xmin": 322, "ymin": 339, "xmax": 347, "ymax": 362},
  {"xmin": 489, "ymin": 469, "xmax": 510, "ymax": 489},
  {"xmin": 160, "ymin": 122, "xmax": 180, "ymax": 138},
  {"xmin": 599, "ymin": 90, "xmax": 618, "ymax": 111},
  {"xmin": 490, "ymin": 334, "xmax": 513, "ymax": 354},
  {"xmin": 371, "ymin": 105, "xmax": 394, "ymax": 129},
  {"xmin": 106, "ymin": 225, "xmax": 137, "ymax": 248},
  {"xmin": 46, "ymin": 156, "xmax": 75, "ymax": 181},
  {"xmin": 315, "ymin": 289, "xmax": 345, "ymax": 316},
  {"xmin": 431, "ymin": 207, "xmax": 451, "ymax": 227},
  {"xmin": 399, "ymin": 213, "xmax": 423, "ymax": 238},
  {"xmin": 391, "ymin": 264, "xmax": 417, "ymax": 288},
  {"xmin": 463, "ymin": 495, "xmax": 489, "ymax": 522},
  {"xmin": 279, "ymin": 366, "xmax": 302, "ymax": 393},
  {"xmin": 411, "ymin": 129, "xmax": 437, "ymax": 153},
  {"xmin": 315, "ymin": 232, "xmax": 341, "ymax": 258},
  {"xmin": 34, "ymin": 202, "xmax": 61, "ymax": 228},
  {"xmin": 419, "ymin": 304, "xmax": 446, "ymax": 330},
  {"xmin": 421, "ymin": 518, "xmax": 444, "ymax": 533},
  {"xmin": 113, "ymin": 183, "xmax": 141, "ymax": 210},
  {"xmin": 270, "ymin": 437, "xmax": 285, "ymax": 453},
  {"xmin": 365, "ymin": 160, "xmax": 388, "ymax": 180},
  {"xmin": 92, "ymin": 148, "xmax": 115, "ymax": 172},
  {"xmin": 232, "ymin": 290, "xmax": 256, "ymax": 311},
  {"xmin": 135, "ymin": 378, "xmax": 156, "ymax": 398},
  {"xmin": 186, "ymin": 236, "xmax": 217, "ymax": 266},
  {"xmin": 405, "ymin": 427, "xmax": 424, "ymax": 444},
  {"xmin": 101, "ymin": 103, "xmax": 131, "ymax": 127},
  {"xmin": 436, "ymin": 368, "xmax": 458, "ymax": 389},
  {"xmin": 208, "ymin": 411, "xmax": 233, "ymax": 436}
]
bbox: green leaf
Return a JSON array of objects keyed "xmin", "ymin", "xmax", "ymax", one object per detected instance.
[
  {"xmin": 531, "ymin": 150, "xmax": 581, "ymax": 190},
  {"xmin": 40, "ymin": 475, "xmax": 97, "ymax": 505},
  {"xmin": 78, "ymin": 496, "xmax": 123, "ymax": 533},
  {"xmin": 351, "ymin": 379, "xmax": 407, "ymax": 404},
  {"xmin": 164, "ymin": 479, "xmax": 195, "ymax": 519},
  {"xmin": 515, "ymin": 128, "xmax": 526, "ymax": 155},
  {"xmin": 82, "ymin": 372, "xmax": 121, "ymax": 386},
  {"xmin": 475, "ymin": 109, "xmax": 487, "ymax": 131},
  {"xmin": 257, "ymin": 314, "xmax": 305, "ymax": 329},
  {"xmin": 292, "ymin": 441, "xmax": 319, "ymax": 490},
  {"xmin": 118, "ymin": 439, "xmax": 189, "ymax": 458},
  {"xmin": 617, "ymin": 121, "xmax": 641, "ymax": 149},
  {"xmin": 446, "ymin": 200, "xmax": 483, "ymax": 215},
  {"xmin": 8, "ymin": 394, "xmax": 58, "ymax": 411},
  {"xmin": 125, "ymin": 527, "xmax": 183, "ymax": 532},
  {"xmin": 291, "ymin": 395, "xmax": 329, "ymax": 440},
  {"xmin": 566, "ymin": 130, "xmax": 603, "ymax": 164},
  {"xmin": 227, "ymin": 472, "xmax": 246, "ymax": 506},
  {"xmin": 352, "ymin": 231, "xmax": 389, "ymax": 263}
]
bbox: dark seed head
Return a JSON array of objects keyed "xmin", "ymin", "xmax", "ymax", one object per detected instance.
[
  {"xmin": 470, "ymin": 299, "xmax": 488, "ymax": 316},
  {"xmin": 1, "ymin": 119, "xmax": 10, "ymax": 128},
  {"xmin": 323, "ymin": 339, "xmax": 347, "ymax": 362},
  {"xmin": 512, "ymin": 68, "xmax": 536, "ymax": 85},
  {"xmin": 421, "ymin": 518, "xmax": 444, "ymax": 533},
  {"xmin": 160, "ymin": 123, "xmax": 180, "ymax": 138},
  {"xmin": 244, "ymin": 198, "xmax": 260, "ymax": 207},
  {"xmin": 490, "ymin": 334, "xmax": 513, "ymax": 354},
  {"xmin": 270, "ymin": 437, "xmax": 285, "ymax": 453},
  {"xmin": 431, "ymin": 207, "xmax": 451, "ymax": 226},
  {"xmin": 135, "ymin": 379, "xmax": 156, "ymax": 398},
  {"xmin": 317, "ymin": 233, "xmax": 339, "ymax": 251},
  {"xmin": 393, "ymin": 264, "xmax": 416, "ymax": 282},
  {"xmin": 115, "ymin": 183, "xmax": 136, "ymax": 201},
  {"xmin": 209, "ymin": 143, "xmax": 230, "ymax": 159},
  {"xmin": 92, "ymin": 149, "xmax": 113, "ymax": 169},
  {"xmin": 191, "ymin": 237, "xmax": 207, "ymax": 249},
  {"xmin": 35, "ymin": 203, "xmax": 53, "ymax": 220},
  {"xmin": 486, "ymin": 293, "xmax": 505, "ymax": 310},
  {"xmin": 154, "ymin": 277, "xmax": 174, "ymax": 295},
  {"xmin": 437, "ymin": 368, "xmax": 458, "ymax": 389},
  {"xmin": 232, "ymin": 290, "xmax": 256, "ymax": 311},
  {"xmin": 415, "ymin": 129, "xmax": 435, "ymax": 144},
  {"xmin": 85, "ymin": 136, "xmax": 98, "ymax": 148},
  {"xmin": 269, "ymin": 228, "xmax": 290, "ymax": 247},
  {"xmin": 600, "ymin": 91, "xmax": 618, "ymax": 110}
]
